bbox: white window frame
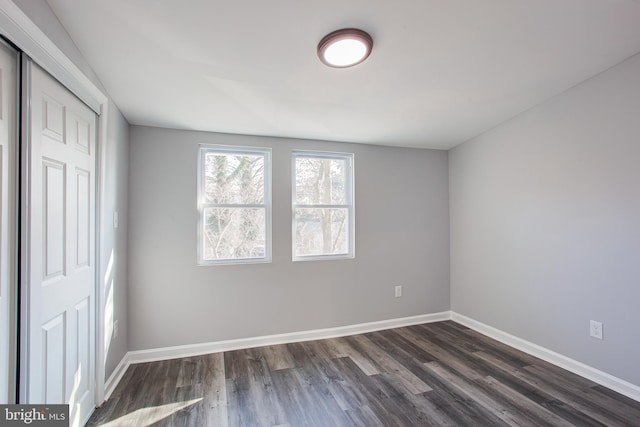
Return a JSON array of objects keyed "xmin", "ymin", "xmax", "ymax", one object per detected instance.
[
  {"xmin": 292, "ymin": 151, "xmax": 355, "ymax": 261},
  {"xmin": 197, "ymin": 144, "xmax": 272, "ymax": 265}
]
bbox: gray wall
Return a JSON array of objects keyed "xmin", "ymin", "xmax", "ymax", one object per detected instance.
[
  {"xmin": 450, "ymin": 52, "xmax": 640, "ymax": 386},
  {"xmin": 128, "ymin": 126, "xmax": 450, "ymax": 351},
  {"xmin": 101, "ymin": 104, "xmax": 129, "ymax": 378},
  {"xmin": 15, "ymin": 0, "xmax": 130, "ymax": 380}
]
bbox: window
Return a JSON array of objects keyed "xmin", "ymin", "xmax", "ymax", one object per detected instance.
[
  {"xmin": 198, "ymin": 145, "xmax": 271, "ymax": 264},
  {"xmin": 293, "ymin": 151, "xmax": 354, "ymax": 260}
]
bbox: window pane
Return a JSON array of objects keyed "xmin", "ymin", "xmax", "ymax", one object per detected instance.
[
  {"xmin": 204, "ymin": 152, "xmax": 264, "ymax": 204},
  {"xmin": 295, "ymin": 157, "xmax": 346, "ymax": 205},
  {"xmin": 203, "ymin": 208, "xmax": 266, "ymax": 260},
  {"xmin": 294, "ymin": 208, "xmax": 348, "ymax": 256}
]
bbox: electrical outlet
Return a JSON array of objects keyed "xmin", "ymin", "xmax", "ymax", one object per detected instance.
[
  {"xmin": 394, "ymin": 285, "xmax": 402, "ymax": 298},
  {"xmin": 590, "ymin": 320, "xmax": 603, "ymax": 340}
]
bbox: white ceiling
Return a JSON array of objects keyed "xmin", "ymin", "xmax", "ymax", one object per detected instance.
[{"xmin": 46, "ymin": 0, "xmax": 640, "ymax": 149}]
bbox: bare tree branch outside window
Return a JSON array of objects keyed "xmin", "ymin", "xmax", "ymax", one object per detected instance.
[
  {"xmin": 198, "ymin": 147, "xmax": 270, "ymax": 264},
  {"xmin": 293, "ymin": 152, "xmax": 353, "ymax": 259}
]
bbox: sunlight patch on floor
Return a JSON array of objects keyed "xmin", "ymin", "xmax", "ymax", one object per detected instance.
[{"xmin": 99, "ymin": 398, "xmax": 203, "ymax": 426}]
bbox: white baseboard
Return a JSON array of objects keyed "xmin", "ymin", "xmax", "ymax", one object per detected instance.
[
  {"xmin": 128, "ymin": 311, "xmax": 451, "ymax": 364},
  {"xmin": 102, "ymin": 352, "xmax": 132, "ymax": 402},
  {"xmin": 102, "ymin": 312, "xmax": 450, "ymax": 399},
  {"xmin": 451, "ymin": 312, "xmax": 640, "ymax": 402}
]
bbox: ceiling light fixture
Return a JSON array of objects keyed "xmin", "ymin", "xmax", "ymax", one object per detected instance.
[{"xmin": 317, "ymin": 28, "xmax": 373, "ymax": 68}]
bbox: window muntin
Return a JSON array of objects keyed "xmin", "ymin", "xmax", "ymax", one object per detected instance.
[
  {"xmin": 198, "ymin": 146, "xmax": 271, "ymax": 264},
  {"xmin": 293, "ymin": 152, "xmax": 354, "ymax": 260}
]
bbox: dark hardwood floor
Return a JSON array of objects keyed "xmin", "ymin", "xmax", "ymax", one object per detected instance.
[{"xmin": 87, "ymin": 321, "xmax": 640, "ymax": 426}]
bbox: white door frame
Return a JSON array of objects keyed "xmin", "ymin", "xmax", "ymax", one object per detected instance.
[
  {"xmin": 0, "ymin": 0, "xmax": 110, "ymax": 405},
  {"xmin": 0, "ymin": 36, "xmax": 19, "ymax": 404}
]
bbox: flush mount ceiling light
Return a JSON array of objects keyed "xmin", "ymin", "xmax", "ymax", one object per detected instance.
[{"xmin": 317, "ymin": 28, "xmax": 373, "ymax": 68}]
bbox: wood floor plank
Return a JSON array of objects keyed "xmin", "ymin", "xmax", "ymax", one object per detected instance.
[
  {"xmin": 323, "ymin": 336, "xmax": 383, "ymax": 375},
  {"xmin": 346, "ymin": 334, "xmax": 432, "ymax": 394},
  {"xmin": 480, "ymin": 375, "xmax": 575, "ymax": 426},
  {"xmin": 396, "ymin": 325, "xmax": 474, "ymax": 365},
  {"xmin": 176, "ymin": 357, "xmax": 201, "ymax": 387},
  {"xmin": 223, "ymin": 350, "xmax": 250, "ymax": 381},
  {"xmin": 88, "ymin": 321, "xmax": 640, "ymax": 426},
  {"xmin": 455, "ymin": 328, "xmax": 541, "ymax": 367},
  {"xmin": 344, "ymin": 404, "xmax": 386, "ymax": 427},
  {"xmin": 271, "ymin": 367, "xmax": 340, "ymax": 427},
  {"xmin": 592, "ymin": 384, "xmax": 640, "ymax": 410},
  {"xmin": 377, "ymin": 328, "xmax": 439, "ymax": 363},
  {"xmin": 522, "ymin": 364, "xmax": 640, "ymax": 426},
  {"xmin": 241, "ymin": 348, "xmax": 288, "ymax": 427},
  {"xmin": 329, "ymin": 356, "xmax": 417, "ymax": 427},
  {"xmin": 226, "ymin": 377, "xmax": 258, "ymax": 427},
  {"xmin": 420, "ymin": 322, "xmax": 485, "ymax": 354},
  {"xmin": 477, "ymin": 349, "xmax": 616, "ymax": 426},
  {"xmin": 200, "ymin": 353, "xmax": 228, "ymax": 427},
  {"xmin": 390, "ymin": 356, "xmax": 511, "ymax": 425},
  {"xmin": 260, "ymin": 344, "xmax": 297, "ymax": 372},
  {"xmin": 423, "ymin": 360, "xmax": 529, "ymax": 426},
  {"xmin": 472, "ymin": 350, "xmax": 608, "ymax": 427},
  {"xmin": 374, "ymin": 372, "xmax": 457, "ymax": 427}
]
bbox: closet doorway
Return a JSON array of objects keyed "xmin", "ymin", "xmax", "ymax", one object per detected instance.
[
  {"xmin": 21, "ymin": 59, "xmax": 98, "ymax": 426},
  {"xmin": 0, "ymin": 34, "xmax": 99, "ymax": 425}
]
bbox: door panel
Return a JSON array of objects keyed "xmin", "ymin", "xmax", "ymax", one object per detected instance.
[
  {"xmin": 76, "ymin": 169, "xmax": 90, "ymax": 267},
  {"xmin": 42, "ymin": 313, "xmax": 66, "ymax": 403},
  {"xmin": 25, "ymin": 61, "xmax": 96, "ymax": 426},
  {"xmin": 43, "ymin": 159, "xmax": 66, "ymax": 279},
  {"xmin": 0, "ymin": 40, "xmax": 18, "ymax": 404}
]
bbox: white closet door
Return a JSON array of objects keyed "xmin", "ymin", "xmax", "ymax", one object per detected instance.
[
  {"xmin": 24, "ymin": 61, "xmax": 97, "ymax": 426},
  {"xmin": 0, "ymin": 40, "xmax": 18, "ymax": 404}
]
